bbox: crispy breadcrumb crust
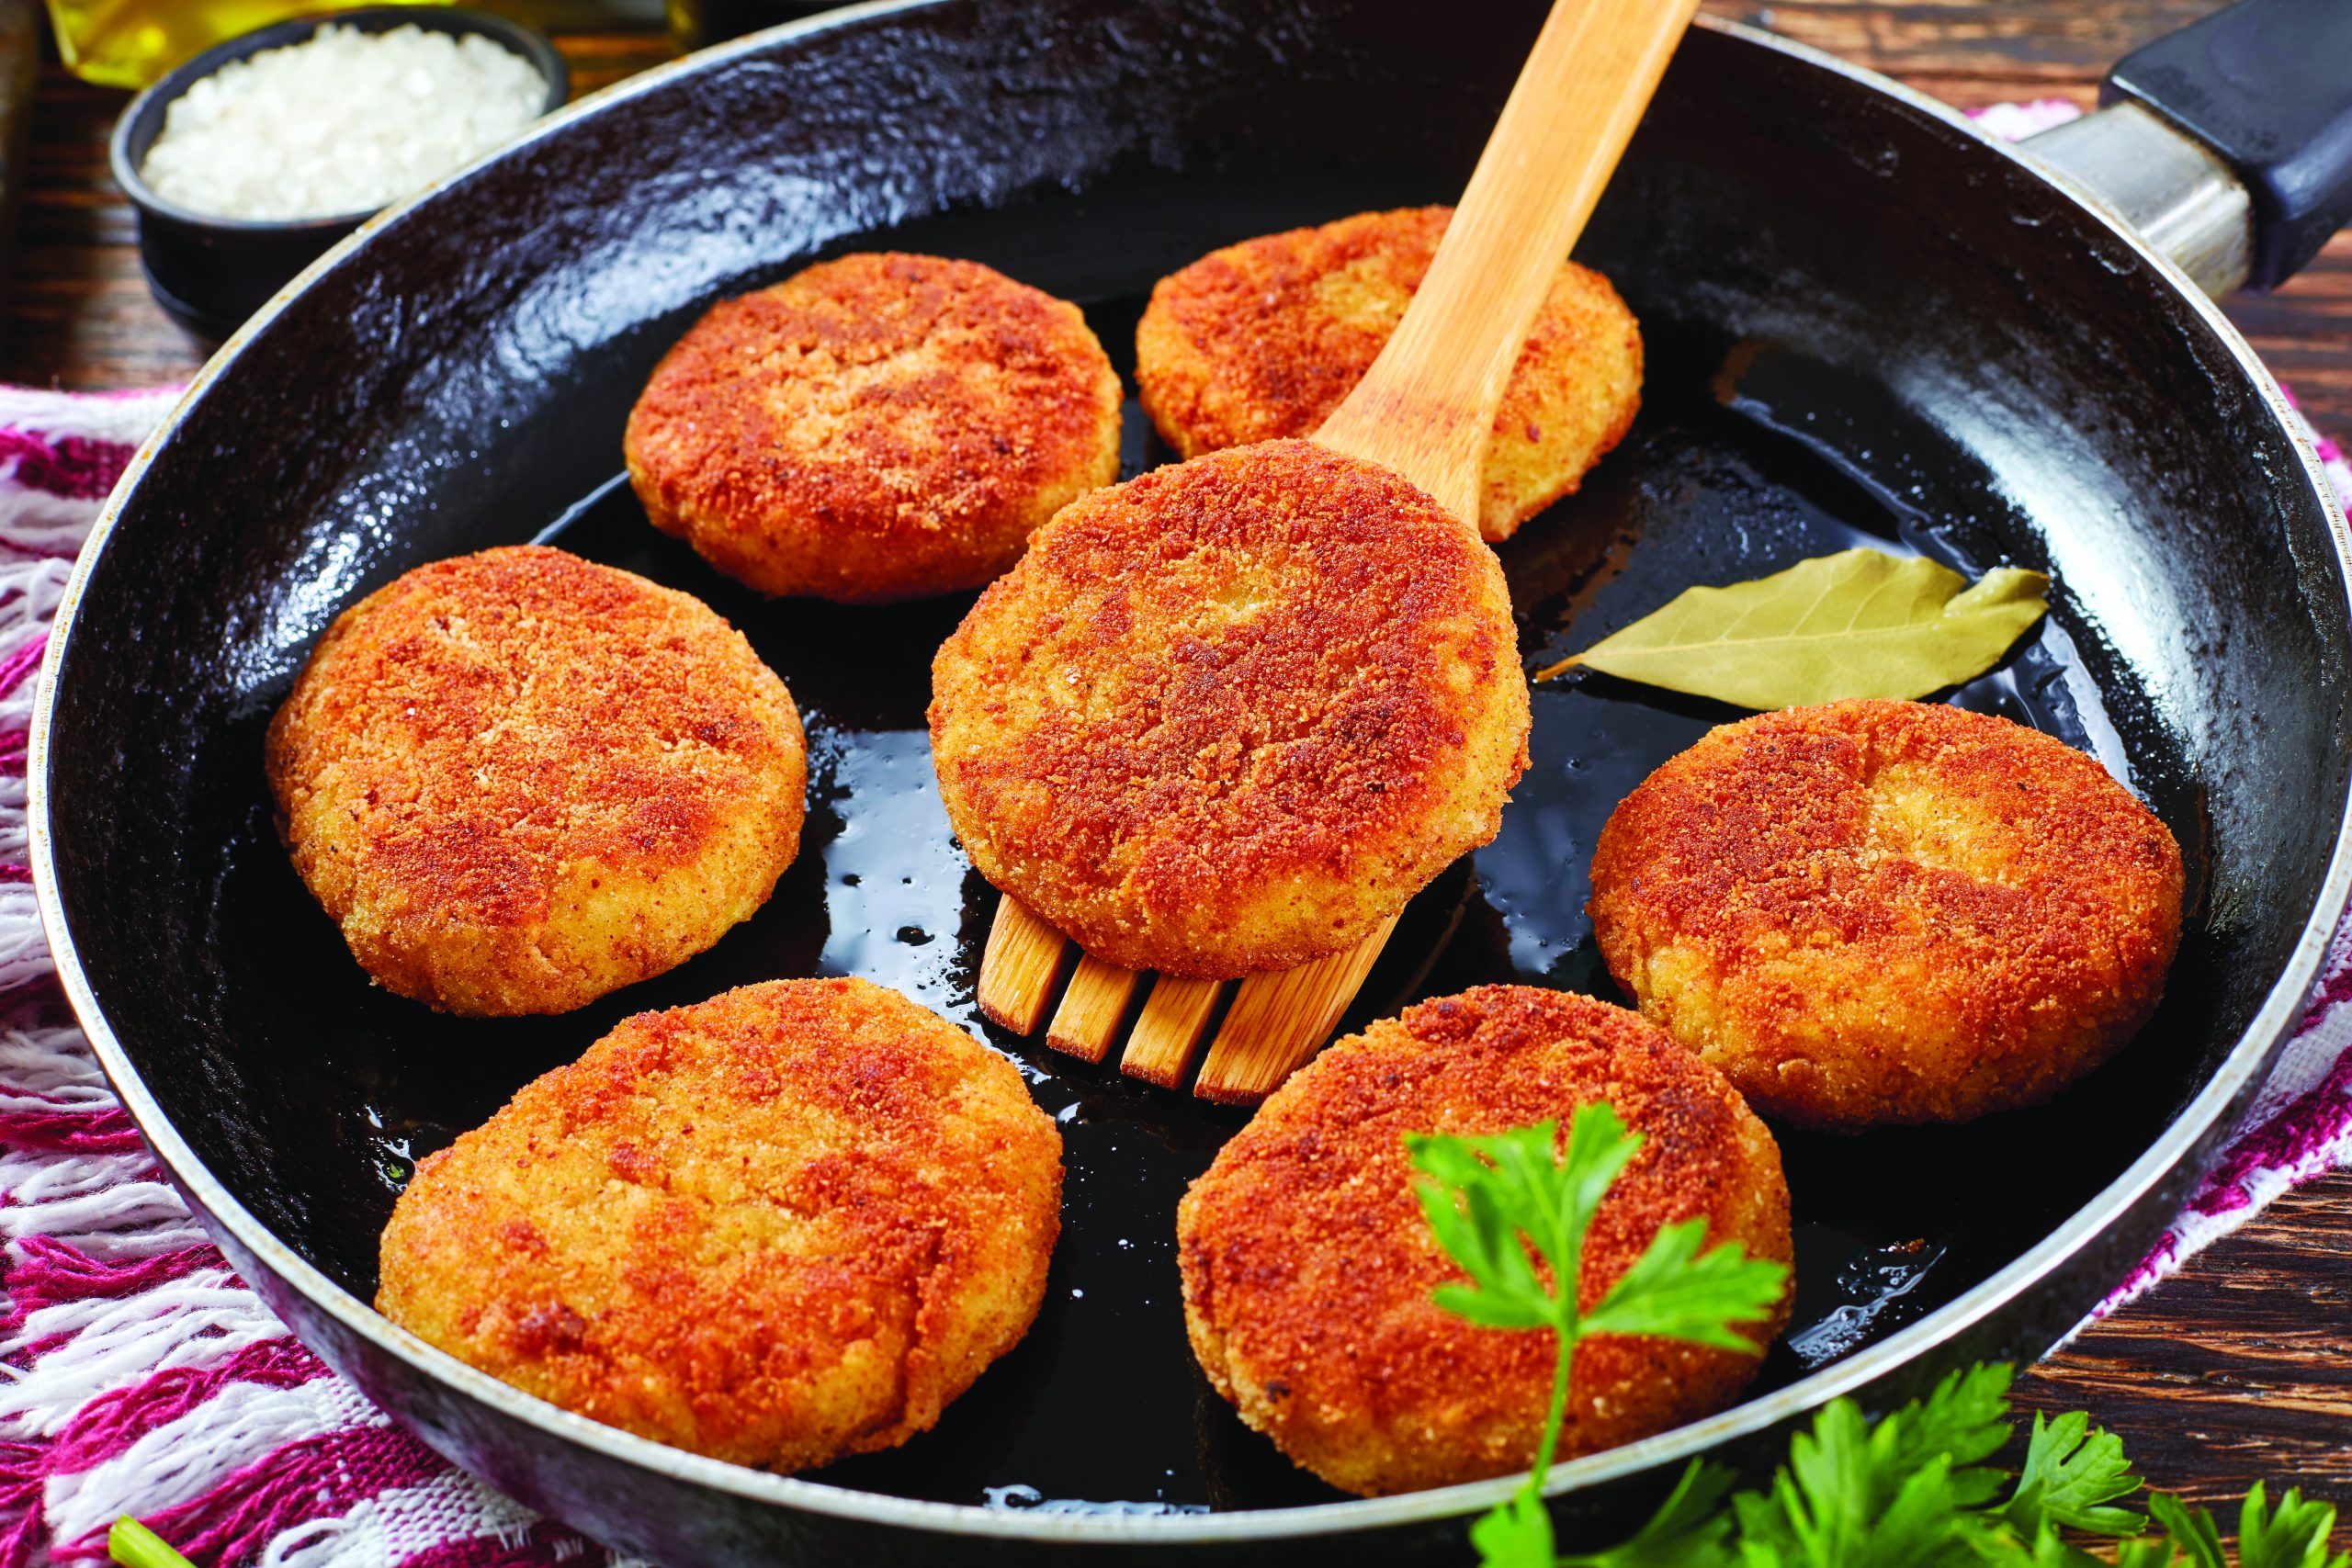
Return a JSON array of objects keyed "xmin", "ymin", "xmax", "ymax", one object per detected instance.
[
  {"xmin": 1135, "ymin": 207, "xmax": 1642, "ymax": 542},
  {"xmin": 1177, "ymin": 986, "xmax": 1792, "ymax": 1497},
  {"xmin": 928, "ymin": 439, "xmax": 1532, "ymax": 978},
  {"xmin": 1589, "ymin": 699, "xmax": 2186, "ymax": 1131},
  {"xmin": 266, "ymin": 546, "xmax": 806, "ymax": 1016},
  {"xmin": 625, "ymin": 252, "xmax": 1123, "ymax": 604},
  {"xmin": 376, "ymin": 977, "xmax": 1063, "ymax": 1472}
]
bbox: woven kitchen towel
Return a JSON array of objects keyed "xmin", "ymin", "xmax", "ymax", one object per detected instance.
[
  {"xmin": 6, "ymin": 108, "xmax": 2352, "ymax": 1563},
  {"xmin": 0, "ymin": 388, "xmax": 623, "ymax": 1566}
]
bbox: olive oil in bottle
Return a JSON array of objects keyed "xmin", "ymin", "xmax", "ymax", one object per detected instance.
[
  {"xmin": 664, "ymin": 0, "xmax": 842, "ymax": 51},
  {"xmin": 44, "ymin": 0, "xmax": 440, "ymax": 89}
]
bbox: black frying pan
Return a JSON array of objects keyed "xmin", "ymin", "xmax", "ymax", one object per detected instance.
[{"xmin": 29, "ymin": 1, "xmax": 2352, "ymax": 1562}]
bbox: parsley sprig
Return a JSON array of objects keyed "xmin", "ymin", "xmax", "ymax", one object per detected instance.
[
  {"xmin": 1414, "ymin": 1111, "xmax": 2347, "ymax": 1568},
  {"xmin": 1407, "ymin": 1102, "xmax": 1791, "ymax": 1568},
  {"xmin": 1590, "ymin": 1369, "xmax": 2348, "ymax": 1568}
]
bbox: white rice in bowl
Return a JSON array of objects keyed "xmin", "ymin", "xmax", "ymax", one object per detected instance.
[{"xmin": 139, "ymin": 23, "xmax": 548, "ymax": 222}]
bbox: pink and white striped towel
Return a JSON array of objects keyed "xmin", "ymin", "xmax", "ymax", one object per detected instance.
[
  {"xmin": 6, "ymin": 98, "xmax": 2352, "ymax": 1568},
  {"xmin": 0, "ymin": 389, "xmax": 620, "ymax": 1567}
]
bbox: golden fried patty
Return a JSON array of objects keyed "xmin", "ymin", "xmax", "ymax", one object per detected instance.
[
  {"xmin": 625, "ymin": 252, "xmax": 1123, "ymax": 604},
  {"xmin": 378, "ymin": 977, "xmax": 1062, "ymax": 1472},
  {"xmin": 266, "ymin": 546, "xmax": 806, "ymax": 1016},
  {"xmin": 1178, "ymin": 986, "xmax": 1791, "ymax": 1497},
  {"xmin": 1589, "ymin": 699, "xmax": 2186, "ymax": 1131},
  {"xmin": 1136, "ymin": 207, "xmax": 1642, "ymax": 542},
  {"xmin": 929, "ymin": 439, "xmax": 1531, "ymax": 978}
]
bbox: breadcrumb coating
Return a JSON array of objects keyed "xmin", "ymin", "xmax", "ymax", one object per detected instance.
[
  {"xmin": 266, "ymin": 545, "xmax": 806, "ymax": 1015},
  {"xmin": 626, "ymin": 252, "xmax": 1123, "ymax": 604},
  {"xmin": 1178, "ymin": 985, "xmax": 1791, "ymax": 1497},
  {"xmin": 1589, "ymin": 699, "xmax": 2186, "ymax": 1130},
  {"xmin": 1136, "ymin": 207, "xmax": 1642, "ymax": 542},
  {"xmin": 377, "ymin": 977, "xmax": 1063, "ymax": 1472},
  {"xmin": 929, "ymin": 439, "xmax": 1531, "ymax": 978}
]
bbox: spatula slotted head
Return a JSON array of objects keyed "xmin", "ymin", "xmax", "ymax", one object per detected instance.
[
  {"xmin": 975, "ymin": 898, "xmax": 1396, "ymax": 1103},
  {"xmin": 1193, "ymin": 914, "xmax": 1400, "ymax": 1104},
  {"xmin": 1045, "ymin": 954, "xmax": 1140, "ymax": 1064},
  {"xmin": 976, "ymin": 897, "xmax": 1075, "ymax": 1036},
  {"xmin": 1119, "ymin": 975, "xmax": 1225, "ymax": 1089}
]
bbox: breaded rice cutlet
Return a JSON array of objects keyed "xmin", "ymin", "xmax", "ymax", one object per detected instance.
[
  {"xmin": 266, "ymin": 545, "xmax": 806, "ymax": 1016},
  {"xmin": 1178, "ymin": 986, "xmax": 1791, "ymax": 1497},
  {"xmin": 1136, "ymin": 206, "xmax": 1642, "ymax": 542},
  {"xmin": 625, "ymin": 252, "xmax": 1123, "ymax": 604},
  {"xmin": 377, "ymin": 977, "xmax": 1062, "ymax": 1472},
  {"xmin": 1589, "ymin": 699, "xmax": 2185, "ymax": 1131},
  {"xmin": 929, "ymin": 439, "xmax": 1531, "ymax": 979}
]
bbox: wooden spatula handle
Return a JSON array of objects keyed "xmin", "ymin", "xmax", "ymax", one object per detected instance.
[
  {"xmin": 1313, "ymin": 0, "xmax": 1701, "ymax": 521},
  {"xmin": 973, "ymin": 0, "xmax": 1700, "ymax": 1102}
]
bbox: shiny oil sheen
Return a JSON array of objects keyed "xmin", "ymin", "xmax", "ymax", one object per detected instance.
[
  {"xmin": 36, "ymin": 6, "xmax": 2347, "ymax": 1562},
  {"xmin": 185, "ymin": 297, "xmax": 2199, "ymax": 1513}
]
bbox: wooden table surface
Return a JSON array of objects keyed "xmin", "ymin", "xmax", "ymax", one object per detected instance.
[{"xmin": 5, "ymin": 0, "xmax": 2349, "ymax": 1551}]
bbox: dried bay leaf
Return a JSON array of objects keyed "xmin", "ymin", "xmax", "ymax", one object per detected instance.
[{"xmin": 1541, "ymin": 547, "xmax": 2050, "ymax": 710}]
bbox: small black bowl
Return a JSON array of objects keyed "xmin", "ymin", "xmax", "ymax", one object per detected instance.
[{"xmin": 109, "ymin": 6, "xmax": 569, "ymax": 342}]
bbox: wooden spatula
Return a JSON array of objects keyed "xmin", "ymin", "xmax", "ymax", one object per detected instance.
[{"xmin": 977, "ymin": 0, "xmax": 1701, "ymax": 1102}]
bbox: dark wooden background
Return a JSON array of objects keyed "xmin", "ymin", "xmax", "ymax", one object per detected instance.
[{"xmin": 3, "ymin": 0, "xmax": 2347, "ymax": 1551}]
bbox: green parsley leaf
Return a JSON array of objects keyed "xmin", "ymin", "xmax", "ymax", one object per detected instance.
[
  {"xmin": 1472, "ymin": 1488, "xmax": 1560, "ymax": 1568},
  {"xmin": 1736, "ymin": 1397, "xmax": 1994, "ymax": 1568},
  {"xmin": 1417, "ymin": 1104, "xmax": 1648, "ymax": 1331},
  {"xmin": 1557, "ymin": 1461, "xmax": 1738, "ymax": 1568},
  {"xmin": 2003, "ymin": 1409, "xmax": 2143, "ymax": 1538},
  {"xmin": 1412, "ymin": 1106, "xmax": 1793, "ymax": 1567},
  {"xmin": 1891, "ymin": 1363, "xmax": 2017, "ymax": 1495},
  {"xmin": 1720, "ymin": 1366, "xmax": 2031, "ymax": 1568},
  {"xmin": 1580, "ymin": 1218, "xmax": 1790, "ymax": 1352},
  {"xmin": 1410, "ymin": 1106, "xmax": 1790, "ymax": 1353},
  {"xmin": 2114, "ymin": 1534, "xmax": 2188, "ymax": 1568},
  {"xmin": 2149, "ymin": 1494, "xmax": 2228, "ymax": 1568},
  {"xmin": 2238, "ymin": 1482, "xmax": 2352, "ymax": 1568},
  {"xmin": 1411, "ymin": 1122, "xmax": 1575, "ymax": 1332},
  {"xmin": 1557, "ymin": 1358, "xmax": 2344, "ymax": 1568},
  {"xmin": 2013, "ymin": 1518, "xmax": 2121, "ymax": 1567}
]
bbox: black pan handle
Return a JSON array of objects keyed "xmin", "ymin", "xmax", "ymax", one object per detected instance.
[{"xmin": 2104, "ymin": 0, "xmax": 2352, "ymax": 289}]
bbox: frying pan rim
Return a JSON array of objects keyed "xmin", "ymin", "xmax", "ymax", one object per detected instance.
[{"xmin": 27, "ymin": 2, "xmax": 2352, "ymax": 1546}]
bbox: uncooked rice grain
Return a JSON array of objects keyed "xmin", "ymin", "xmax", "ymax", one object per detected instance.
[{"xmin": 140, "ymin": 24, "xmax": 547, "ymax": 221}]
